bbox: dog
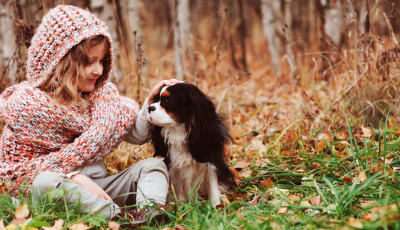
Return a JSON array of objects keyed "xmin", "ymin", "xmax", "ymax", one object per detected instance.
[{"xmin": 147, "ymin": 83, "xmax": 233, "ymax": 206}]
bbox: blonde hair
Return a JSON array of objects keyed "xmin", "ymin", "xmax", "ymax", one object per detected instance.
[{"xmin": 39, "ymin": 35, "xmax": 111, "ymax": 104}]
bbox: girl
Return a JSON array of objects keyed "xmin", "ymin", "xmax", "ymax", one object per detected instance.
[{"xmin": 0, "ymin": 5, "xmax": 176, "ymax": 223}]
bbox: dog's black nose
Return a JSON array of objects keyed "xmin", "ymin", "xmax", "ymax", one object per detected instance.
[{"xmin": 148, "ymin": 105, "xmax": 156, "ymax": 113}]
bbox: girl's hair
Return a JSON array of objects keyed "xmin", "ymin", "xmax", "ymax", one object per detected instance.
[{"xmin": 39, "ymin": 35, "xmax": 111, "ymax": 104}]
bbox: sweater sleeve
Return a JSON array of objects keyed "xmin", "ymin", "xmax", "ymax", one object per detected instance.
[{"xmin": 123, "ymin": 98, "xmax": 152, "ymax": 145}]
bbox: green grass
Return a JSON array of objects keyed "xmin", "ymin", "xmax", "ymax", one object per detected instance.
[{"xmin": 1, "ymin": 120, "xmax": 400, "ymax": 230}]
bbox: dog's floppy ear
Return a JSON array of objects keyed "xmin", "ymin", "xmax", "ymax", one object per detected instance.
[
  {"xmin": 183, "ymin": 85, "xmax": 233, "ymax": 185},
  {"xmin": 151, "ymin": 125, "xmax": 170, "ymax": 166}
]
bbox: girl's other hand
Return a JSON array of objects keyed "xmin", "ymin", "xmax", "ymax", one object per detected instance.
[
  {"xmin": 70, "ymin": 173, "xmax": 112, "ymax": 201},
  {"xmin": 148, "ymin": 79, "xmax": 182, "ymax": 105}
]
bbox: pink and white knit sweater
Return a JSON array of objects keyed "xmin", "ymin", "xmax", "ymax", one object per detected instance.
[{"xmin": 0, "ymin": 5, "xmax": 142, "ymax": 194}]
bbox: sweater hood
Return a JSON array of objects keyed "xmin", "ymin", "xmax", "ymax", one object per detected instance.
[{"xmin": 27, "ymin": 5, "xmax": 113, "ymax": 89}]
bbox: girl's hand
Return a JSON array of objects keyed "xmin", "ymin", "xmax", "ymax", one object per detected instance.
[
  {"xmin": 148, "ymin": 79, "xmax": 182, "ymax": 105},
  {"xmin": 70, "ymin": 173, "xmax": 112, "ymax": 201}
]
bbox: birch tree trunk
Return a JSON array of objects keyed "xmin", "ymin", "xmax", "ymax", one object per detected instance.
[
  {"xmin": 0, "ymin": 0, "xmax": 17, "ymax": 85},
  {"xmin": 359, "ymin": 0, "xmax": 368, "ymax": 33},
  {"xmin": 322, "ymin": 0, "xmax": 343, "ymax": 47},
  {"xmin": 174, "ymin": 0, "xmax": 192, "ymax": 80},
  {"xmin": 283, "ymin": 0, "xmax": 297, "ymax": 79},
  {"xmin": 122, "ymin": 0, "xmax": 142, "ymax": 44},
  {"xmin": 261, "ymin": 0, "xmax": 282, "ymax": 78}
]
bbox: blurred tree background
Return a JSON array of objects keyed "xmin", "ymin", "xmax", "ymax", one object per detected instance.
[{"xmin": 1, "ymin": 0, "xmax": 400, "ymax": 128}]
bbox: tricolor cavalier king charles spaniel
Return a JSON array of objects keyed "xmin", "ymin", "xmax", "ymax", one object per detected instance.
[{"xmin": 147, "ymin": 83, "xmax": 233, "ymax": 206}]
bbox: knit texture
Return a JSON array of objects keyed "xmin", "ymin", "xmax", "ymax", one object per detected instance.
[{"xmin": 0, "ymin": 5, "xmax": 139, "ymax": 194}]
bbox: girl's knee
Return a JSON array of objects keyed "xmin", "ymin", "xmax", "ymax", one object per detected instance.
[
  {"xmin": 140, "ymin": 158, "xmax": 168, "ymax": 172},
  {"xmin": 32, "ymin": 171, "xmax": 67, "ymax": 197}
]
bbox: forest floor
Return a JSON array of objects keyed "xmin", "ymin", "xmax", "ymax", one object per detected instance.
[{"xmin": 1, "ymin": 42, "xmax": 400, "ymax": 230}]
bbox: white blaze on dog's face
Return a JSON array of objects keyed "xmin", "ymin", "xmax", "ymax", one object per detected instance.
[{"xmin": 147, "ymin": 86, "xmax": 182, "ymax": 127}]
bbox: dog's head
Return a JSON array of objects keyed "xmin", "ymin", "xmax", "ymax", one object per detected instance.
[{"xmin": 148, "ymin": 83, "xmax": 230, "ymax": 154}]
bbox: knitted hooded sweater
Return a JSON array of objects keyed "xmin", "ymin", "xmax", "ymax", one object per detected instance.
[{"xmin": 0, "ymin": 5, "xmax": 147, "ymax": 194}]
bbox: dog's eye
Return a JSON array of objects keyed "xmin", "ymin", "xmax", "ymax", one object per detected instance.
[{"xmin": 162, "ymin": 98, "xmax": 171, "ymax": 106}]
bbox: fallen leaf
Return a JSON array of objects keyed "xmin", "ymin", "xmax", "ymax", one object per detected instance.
[
  {"xmin": 311, "ymin": 163, "xmax": 320, "ymax": 168},
  {"xmin": 107, "ymin": 221, "xmax": 120, "ymax": 230},
  {"xmin": 234, "ymin": 160, "xmax": 250, "ymax": 169},
  {"xmin": 239, "ymin": 169, "xmax": 252, "ymax": 178},
  {"xmin": 9, "ymin": 218, "xmax": 26, "ymax": 226},
  {"xmin": 309, "ymin": 195, "xmax": 321, "ymax": 206},
  {"xmin": 15, "ymin": 204, "xmax": 29, "ymax": 219},
  {"xmin": 335, "ymin": 132, "xmax": 348, "ymax": 139},
  {"xmin": 175, "ymin": 224, "xmax": 186, "ymax": 230},
  {"xmin": 222, "ymin": 194, "xmax": 230, "ymax": 205},
  {"xmin": 316, "ymin": 141, "xmax": 325, "ymax": 152},
  {"xmin": 250, "ymin": 139, "xmax": 267, "ymax": 153},
  {"xmin": 300, "ymin": 201, "xmax": 312, "ymax": 207},
  {"xmin": 277, "ymin": 207, "xmax": 287, "ymax": 214},
  {"xmin": 346, "ymin": 217, "xmax": 363, "ymax": 229},
  {"xmin": 69, "ymin": 222, "xmax": 90, "ymax": 230},
  {"xmin": 355, "ymin": 171, "xmax": 367, "ymax": 184},
  {"xmin": 43, "ymin": 219, "xmax": 64, "ymax": 230},
  {"xmin": 288, "ymin": 194, "xmax": 300, "ymax": 202},
  {"xmin": 361, "ymin": 127, "xmax": 372, "ymax": 138},
  {"xmin": 317, "ymin": 133, "xmax": 330, "ymax": 142},
  {"xmin": 260, "ymin": 179, "xmax": 273, "ymax": 188},
  {"xmin": 248, "ymin": 195, "xmax": 261, "ymax": 205}
]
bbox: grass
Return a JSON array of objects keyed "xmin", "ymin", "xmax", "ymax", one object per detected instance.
[{"xmin": 1, "ymin": 118, "xmax": 399, "ymax": 230}]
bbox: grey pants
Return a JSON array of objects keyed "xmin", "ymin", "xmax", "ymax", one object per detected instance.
[{"xmin": 32, "ymin": 158, "xmax": 169, "ymax": 219}]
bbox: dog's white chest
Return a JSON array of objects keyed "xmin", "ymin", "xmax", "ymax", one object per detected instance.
[{"xmin": 161, "ymin": 124, "xmax": 195, "ymax": 167}]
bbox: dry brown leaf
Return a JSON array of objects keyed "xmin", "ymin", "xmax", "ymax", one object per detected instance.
[
  {"xmin": 69, "ymin": 222, "xmax": 90, "ymax": 230},
  {"xmin": 175, "ymin": 224, "xmax": 186, "ymax": 230},
  {"xmin": 15, "ymin": 204, "xmax": 29, "ymax": 219},
  {"xmin": 288, "ymin": 194, "xmax": 300, "ymax": 202},
  {"xmin": 239, "ymin": 169, "xmax": 252, "ymax": 178},
  {"xmin": 310, "ymin": 195, "xmax": 321, "ymax": 206},
  {"xmin": 234, "ymin": 160, "xmax": 250, "ymax": 169},
  {"xmin": 0, "ymin": 219, "xmax": 5, "ymax": 230},
  {"xmin": 250, "ymin": 139, "xmax": 267, "ymax": 153},
  {"xmin": 335, "ymin": 132, "xmax": 348, "ymax": 139},
  {"xmin": 361, "ymin": 127, "xmax": 372, "ymax": 138},
  {"xmin": 316, "ymin": 141, "xmax": 325, "ymax": 152},
  {"xmin": 260, "ymin": 179, "xmax": 273, "ymax": 188},
  {"xmin": 9, "ymin": 218, "xmax": 26, "ymax": 226},
  {"xmin": 43, "ymin": 219, "xmax": 64, "ymax": 230},
  {"xmin": 346, "ymin": 217, "xmax": 363, "ymax": 229},
  {"xmin": 311, "ymin": 163, "xmax": 320, "ymax": 168},
  {"xmin": 300, "ymin": 201, "xmax": 312, "ymax": 207},
  {"xmin": 222, "ymin": 194, "xmax": 230, "ymax": 205},
  {"xmin": 317, "ymin": 133, "xmax": 330, "ymax": 142},
  {"xmin": 277, "ymin": 207, "xmax": 287, "ymax": 214},
  {"xmin": 255, "ymin": 158, "xmax": 270, "ymax": 167},
  {"xmin": 107, "ymin": 221, "xmax": 120, "ymax": 230},
  {"xmin": 355, "ymin": 171, "xmax": 367, "ymax": 184}
]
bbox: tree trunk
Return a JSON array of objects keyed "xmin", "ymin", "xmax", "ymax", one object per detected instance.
[
  {"xmin": 174, "ymin": 0, "xmax": 191, "ymax": 80},
  {"xmin": 359, "ymin": 0, "xmax": 369, "ymax": 33},
  {"xmin": 0, "ymin": 0, "xmax": 17, "ymax": 85},
  {"xmin": 323, "ymin": 0, "xmax": 343, "ymax": 47},
  {"xmin": 261, "ymin": 0, "xmax": 282, "ymax": 78},
  {"xmin": 123, "ymin": 0, "xmax": 142, "ymax": 44},
  {"xmin": 236, "ymin": 0, "xmax": 248, "ymax": 72},
  {"xmin": 283, "ymin": 0, "xmax": 297, "ymax": 80}
]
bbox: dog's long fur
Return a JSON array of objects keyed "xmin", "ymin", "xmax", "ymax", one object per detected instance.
[{"xmin": 148, "ymin": 83, "xmax": 233, "ymax": 206}]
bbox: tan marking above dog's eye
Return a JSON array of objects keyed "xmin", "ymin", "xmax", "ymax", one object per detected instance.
[{"xmin": 161, "ymin": 91, "xmax": 170, "ymax": 97}]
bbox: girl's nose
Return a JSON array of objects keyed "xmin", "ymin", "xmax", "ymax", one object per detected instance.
[{"xmin": 93, "ymin": 63, "xmax": 103, "ymax": 76}]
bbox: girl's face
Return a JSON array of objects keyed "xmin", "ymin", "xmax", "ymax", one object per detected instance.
[{"xmin": 80, "ymin": 43, "xmax": 107, "ymax": 92}]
